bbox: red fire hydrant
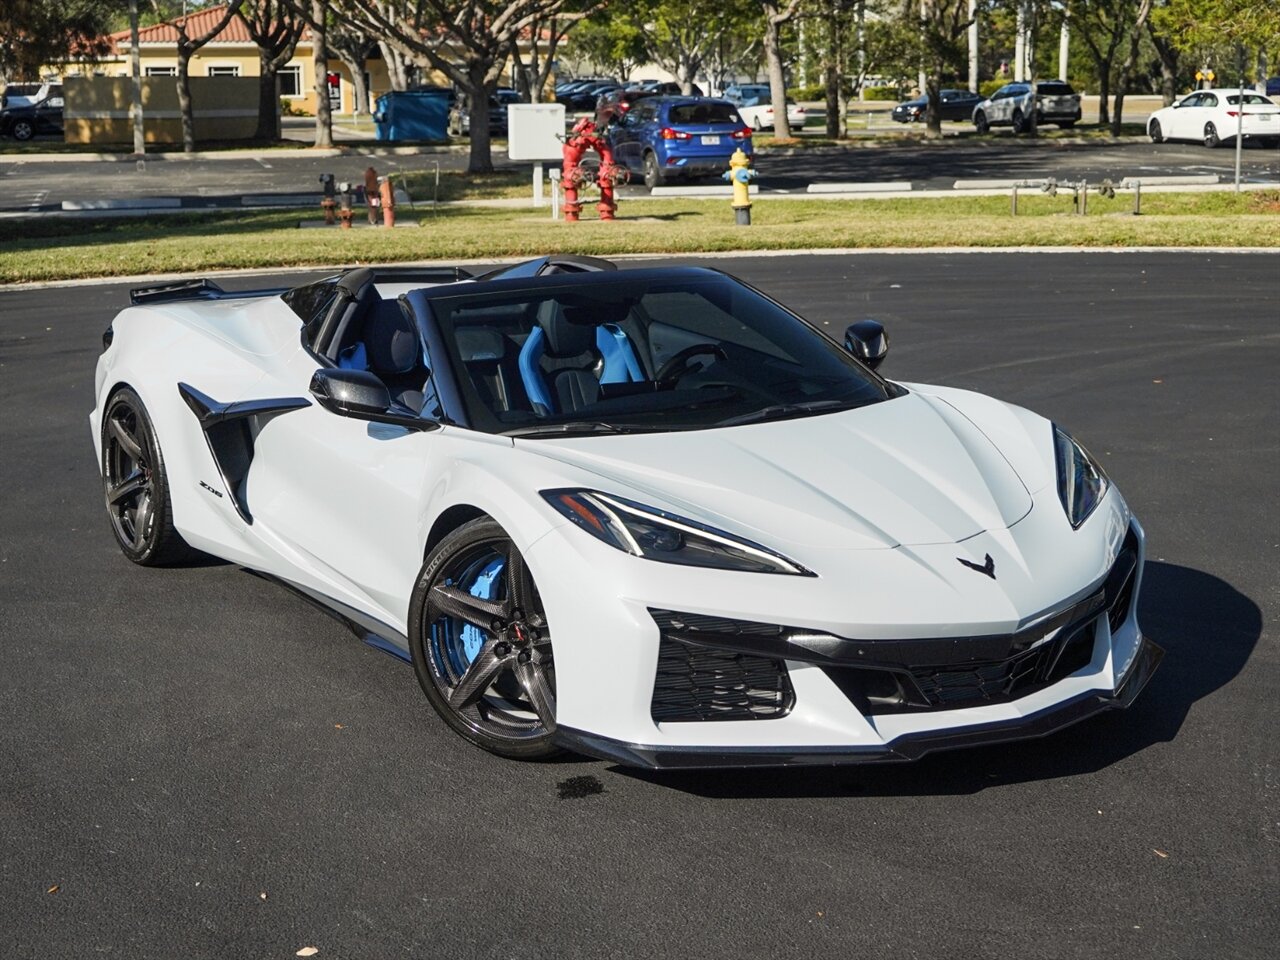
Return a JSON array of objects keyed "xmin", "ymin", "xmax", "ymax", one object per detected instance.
[
  {"xmin": 561, "ymin": 117, "xmax": 628, "ymax": 222},
  {"xmin": 364, "ymin": 166, "xmax": 380, "ymax": 225}
]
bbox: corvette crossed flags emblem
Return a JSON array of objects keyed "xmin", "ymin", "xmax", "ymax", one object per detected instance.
[{"xmin": 957, "ymin": 553, "xmax": 997, "ymax": 580}]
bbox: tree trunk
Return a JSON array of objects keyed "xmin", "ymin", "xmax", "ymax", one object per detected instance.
[
  {"xmin": 466, "ymin": 65, "xmax": 494, "ymax": 174},
  {"xmin": 677, "ymin": 61, "xmax": 696, "ymax": 96},
  {"xmin": 763, "ymin": 14, "xmax": 791, "ymax": 138},
  {"xmin": 1149, "ymin": 24, "xmax": 1178, "ymax": 106},
  {"xmin": 177, "ymin": 46, "xmax": 196, "ymax": 153},
  {"xmin": 312, "ymin": 0, "xmax": 332, "ymax": 147},
  {"xmin": 1110, "ymin": 0, "xmax": 1152, "ymax": 136},
  {"xmin": 380, "ymin": 41, "xmax": 409, "ymax": 91},
  {"xmin": 925, "ymin": 68, "xmax": 942, "ymax": 139},
  {"xmin": 341, "ymin": 54, "xmax": 369, "ymax": 115},
  {"xmin": 825, "ymin": 61, "xmax": 840, "ymax": 138},
  {"xmin": 256, "ymin": 50, "xmax": 281, "ymax": 141},
  {"xmin": 1096, "ymin": 69, "xmax": 1110, "ymax": 125}
]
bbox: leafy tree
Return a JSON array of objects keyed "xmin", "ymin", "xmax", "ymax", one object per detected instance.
[
  {"xmin": 165, "ymin": 0, "xmax": 246, "ymax": 152},
  {"xmin": 571, "ymin": 13, "xmax": 647, "ymax": 81},
  {"xmin": 331, "ymin": 1, "xmax": 594, "ymax": 172},
  {"xmin": 243, "ymin": 0, "xmax": 305, "ymax": 140},
  {"xmin": 1157, "ymin": 0, "xmax": 1280, "ymax": 83},
  {"xmin": 0, "ymin": 0, "xmax": 123, "ymax": 81}
]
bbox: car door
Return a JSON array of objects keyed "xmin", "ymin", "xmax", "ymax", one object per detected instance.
[
  {"xmin": 241, "ymin": 285, "xmax": 446, "ymax": 631},
  {"xmin": 1169, "ymin": 93, "xmax": 1203, "ymax": 139},
  {"xmin": 988, "ymin": 86, "xmax": 1012, "ymax": 123}
]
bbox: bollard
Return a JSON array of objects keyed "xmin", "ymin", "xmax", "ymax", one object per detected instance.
[
  {"xmin": 363, "ymin": 166, "xmax": 379, "ymax": 224},
  {"xmin": 379, "ymin": 176, "xmax": 396, "ymax": 228},
  {"xmin": 1080, "ymin": 179, "xmax": 1088, "ymax": 216},
  {"xmin": 338, "ymin": 180, "xmax": 354, "ymax": 229},
  {"xmin": 1132, "ymin": 180, "xmax": 1141, "ymax": 215},
  {"xmin": 722, "ymin": 149, "xmax": 756, "ymax": 226},
  {"xmin": 319, "ymin": 173, "xmax": 336, "ymax": 225},
  {"xmin": 1011, "ymin": 183, "xmax": 1019, "ymax": 216}
]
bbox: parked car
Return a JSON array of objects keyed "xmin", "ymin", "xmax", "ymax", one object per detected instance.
[
  {"xmin": 1, "ymin": 81, "xmax": 61, "ymax": 110},
  {"xmin": 1147, "ymin": 88, "xmax": 1280, "ymax": 147},
  {"xmin": 972, "ymin": 80, "xmax": 1081, "ymax": 133},
  {"xmin": 606, "ymin": 96, "xmax": 753, "ymax": 189},
  {"xmin": 448, "ymin": 88, "xmax": 520, "ymax": 137},
  {"xmin": 723, "ymin": 84, "xmax": 806, "ymax": 131},
  {"xmin": 566, "ymin": 82, "xmax": 622, "ymax": 111},
  {"xmin": 633, "ymin": 81, "xmax": 704, "ymax": 97},
  {"xmin": 1266, "ymin": 77, "xmax": 1280, "ymax": 98},
  {"xmin": 891, "ymin": 89, "xmax": 983, "ymax": 123},
  {"xmin": 0, "ymin": 89, "xmax": 64, "ymax": 140},
  {"xmin": 595, "ymin": 88, "xmax": 657, "ymax": 128}
]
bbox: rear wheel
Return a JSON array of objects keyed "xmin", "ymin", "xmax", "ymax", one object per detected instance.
[
  {"xmin": 1149, "ymin": 119, "xmax": 1164, "ymax": 143},
  {"xmin": 1011, "ymin": 109, "xmax": 1027, "ymax": 134},
  {"xmin": 974, "ymin": 111, "xmax": 989, "ymax": 134},
  {"xmin": 12, "ymin": 119, "xmax": 34, "ymax": 141},
  {"xmin": 1204, "ymin": 122, "xmax": 1221, "ymax": 148},
  {"xmin": 101, "ymin": 387, "xmax": 193, "ymax": 566},
  {"xmin": 643, "ymin": 150, "xmax": 665, "ymax": 190},
  {"xmin": 409, "ymin": 518, "xmax": 560, "ymax": 761}
]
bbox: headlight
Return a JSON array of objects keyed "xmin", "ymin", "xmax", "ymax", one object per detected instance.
[
  {"xmin": 1053, "ymin": 424, "xmax": 1109, "ymax": 528},
  {"xmin": 543, "ymin": 489, "xmax": 812, "ymax": 576}
]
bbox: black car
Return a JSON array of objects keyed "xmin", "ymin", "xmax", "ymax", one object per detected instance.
[
  {"xmin": 0, "ymin": 94, "xmax": 63, "ymax": 140},
  {"xmin": 595, "ymin": 88, "xmax": 657, "ymax": 128},
  {"xmin": 891, "ymin": 89, "xmax": 983, "ymax": 123}
]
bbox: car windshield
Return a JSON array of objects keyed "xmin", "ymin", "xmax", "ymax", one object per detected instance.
[
  {"xmin": 426, "ymin": 272, "xmax": 897, "ymax": 436},
  {"xmin": 668, "ymin": 102, "xmax": 741, "ymax": 124}
]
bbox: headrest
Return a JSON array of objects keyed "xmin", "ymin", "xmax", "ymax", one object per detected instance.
[
  {"xmin": 366, "ymin": 301, "xmax": 420, "ymax": 375},
  {"xmin": 456, "ymin": 327, "xmax": 506, "ymax": 363},
  {"xmin": 537, "ymin": 300, "xmax": 595, "ymax": 357}
]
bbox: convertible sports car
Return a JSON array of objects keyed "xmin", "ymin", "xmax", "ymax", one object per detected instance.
[{"xmin": 90, "ymin": 256, "xmax": 1161, "ymax": 768}]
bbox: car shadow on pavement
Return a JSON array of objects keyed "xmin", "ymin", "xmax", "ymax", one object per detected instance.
[{"xmin": 614, "ymin": 561, "xmax": 1260, "ymax": 798}]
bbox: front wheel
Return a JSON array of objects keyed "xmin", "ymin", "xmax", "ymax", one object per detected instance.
[
  {"xmin": 101, "ymin": 387, "xmax": 193, "ymax": 565},
  {"xmin": 12, "ymin": 119, "xmax": 34, "ymax": 141},
  {"xmin": 1011, "ymin": 109, "xmax": 1027, "ymax": 134},
  {"xmin": 1204, "ymin": 122, "xmax": 1221, "ymax": 148},
  {"xmin": 1149, "ymin": 119, "xmax": 1164, "ymax": 143},
  {"xmin": 974, "ymin": 111, "xmax": 989, "ymax": 134},
  {"xmin": 409, "ymin": 518, "xmax": 560, "ymax": 761}
]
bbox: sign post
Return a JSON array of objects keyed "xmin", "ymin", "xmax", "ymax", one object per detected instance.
[{"xmin": 507, "ymin": 103, "xmax": 566, "ymax": 207}]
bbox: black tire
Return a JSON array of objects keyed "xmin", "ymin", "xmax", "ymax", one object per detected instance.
[
  {"xmin": 1149, "ymin": 119, "xmax": 1164, "ymax": 143},
  {"xmin": 1057, "ymin": 120, "xmax": 1076, "ymax": 129},
  {"xmin": 1011, "ymin": 109, "xmax": 1026, "ymax": 134},
  {"xmin": 12, "ymin": 120, "xmax": 34, "ymax": 141},
  {"xmin": 101, "ymin": 386, "xmax": 194, "ymax": 566},
  {"xmin": 409, "ymin": 518, "xmax": 561, "ymax": 761},
  {"xmin": 1204, "ymin": 122, "xmax": 1220, "ymax": 148},
  {"xmin": 643, "ymin": 150, "xmax": 664, "ymax": 190},
  {"xmin": 974, "ymin": 111, "xmax": 989, "ymax": 134}
]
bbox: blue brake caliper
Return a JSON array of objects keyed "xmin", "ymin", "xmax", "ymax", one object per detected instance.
[{"xmin": 458, "ymin": 556, "xmax": 505, "ymax": 665}]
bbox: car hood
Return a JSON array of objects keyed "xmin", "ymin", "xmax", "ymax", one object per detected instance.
[{"xmin": 516, "ymin": 391, "xmax": 1035, "ymax": 552}]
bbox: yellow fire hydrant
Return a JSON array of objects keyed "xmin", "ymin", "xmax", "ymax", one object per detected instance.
[{"xmin": 722, "ymin": 148, "xmax": 757, "ymax": 226}]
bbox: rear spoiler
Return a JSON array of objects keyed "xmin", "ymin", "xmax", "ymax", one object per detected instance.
[
  {"xmin": 130, "ymin": 266, "xmax": 473, "ymax": 306},
  {"xmin": 129, "ymin": 278, "xmax": 289, "ymax": 306}
]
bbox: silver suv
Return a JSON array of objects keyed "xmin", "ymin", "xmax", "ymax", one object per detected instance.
[{"xmin": 973, "ymin": 81, "xmax": 1081, "ymax": 133}]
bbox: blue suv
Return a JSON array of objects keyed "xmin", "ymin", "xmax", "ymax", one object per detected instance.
[{"xmin": 605, "ymin": 97, "xmax": 753, "ymax": 189}]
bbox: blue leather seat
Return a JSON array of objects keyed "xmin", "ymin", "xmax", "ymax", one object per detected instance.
[{"xmin": 518, "ymin": 302, "xmax": 644, "ymax": 416}]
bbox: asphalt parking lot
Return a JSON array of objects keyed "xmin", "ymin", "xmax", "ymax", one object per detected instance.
[
  {"xmin": 1, "ymin": 252, "xmax": 1277, "ymax": 959},
  {"xmin": 2, "ymin": 137, "xmax": 1277, "ymax": 213}
]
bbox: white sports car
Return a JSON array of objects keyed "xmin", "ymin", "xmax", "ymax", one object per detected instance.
[
  {"xmin": 1147, "ymin": 88, "xmax": 1280, "ymax": 147},
  {"xmin": 91, "ymin": 256, "xmax": 1161, "ymax": 768}
]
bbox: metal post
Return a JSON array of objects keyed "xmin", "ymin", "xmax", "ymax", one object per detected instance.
[
  {"xmin": 129, "ymin": 0, "xmax": 145, "ymax": 156},
  {"xmin": 533, "ymin": 160, "xmax": 544, "ymax": 206},
  {"xmin": 1235, "ymin": 75, "xmax": 1245, "ymax": 192},
  {"xmin": 1011, "ymin": 184, "xmax": 1019, "ymax": 215},
  {"xmin": 549, "ymin": 168, "xmax": 561, "ymax": 220},
  {"xmin": 1080, "ymin": 179, "xmax": 1087, "ymax": 215},
  {"xmin": 1133, "ymin": 180, "xmax": 1141, "ymax": 216}
]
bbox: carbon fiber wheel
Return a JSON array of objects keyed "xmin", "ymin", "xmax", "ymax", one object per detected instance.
[
  {"xmin": 101, "ymin": 387, "xmax": 192, "ymax": 565},
  {"xmin": 409, "ymin": 518, "xmax": 560, "ymax": 760}
]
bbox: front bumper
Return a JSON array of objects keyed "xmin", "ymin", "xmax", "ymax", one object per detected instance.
[{"xmin": 556, "ymin": 634, "xmax": 1161, "ymax": 768}]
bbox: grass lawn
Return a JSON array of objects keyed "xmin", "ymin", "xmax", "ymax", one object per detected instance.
[{"xmin": 2, "ymin": 190, "xmax": 1275, "ymax": 285}]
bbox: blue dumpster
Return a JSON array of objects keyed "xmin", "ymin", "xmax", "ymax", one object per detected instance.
[{"xmin": 373, "ymin": 91, "xmax": 449, "ymax": 141}]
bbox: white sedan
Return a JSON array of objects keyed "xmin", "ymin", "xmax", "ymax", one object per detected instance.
[{"xmin": 1147, "ymin": 88, "xmax": 1280, "ymax": 147}]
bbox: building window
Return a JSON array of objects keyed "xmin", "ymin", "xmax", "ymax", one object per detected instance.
[
  {"xmin": 144, "ymin": 66, "xmax": 176, "ymax": 77},
  {"xmin": 279, "ymin": 65, "xmax": 303, "ymax": 98},
  {"xmin": 207, "ymin": 65, "xmax": 241, "ymax": 78}
]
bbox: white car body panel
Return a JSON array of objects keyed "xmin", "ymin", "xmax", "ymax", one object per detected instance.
[
  {"xmin": 1149, "ymin": 88, "xmax": 1280, "ymax": 143},
  {"xmin": 90, "ymin": 264, "xmax": 1158, "ymax": 767}
]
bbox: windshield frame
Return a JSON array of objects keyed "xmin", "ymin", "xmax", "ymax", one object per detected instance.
[{"xmin": 407, "ymin": 266, "xmax": 903, "ymax": 438}]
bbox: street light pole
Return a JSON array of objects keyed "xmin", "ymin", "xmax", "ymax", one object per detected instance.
[{"xmin": 129, "ymin": 0, "xmax": 145, "ymax": 156}]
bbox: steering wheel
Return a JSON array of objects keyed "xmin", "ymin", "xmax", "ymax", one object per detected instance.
[{"xmin": 655, "ymin": 343, "xmax": 727, "ymax": 385}]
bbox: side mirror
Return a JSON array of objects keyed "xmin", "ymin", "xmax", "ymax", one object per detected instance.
[
  {"xmin": 309, "ymin": 368, "xmax": 436, "ymax": 431},
  {"xmin": 844, "ymin": 319, "xmax": 889, "ymax": 371}
]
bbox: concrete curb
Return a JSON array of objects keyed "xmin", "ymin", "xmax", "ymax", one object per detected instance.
[
  {"xmin": 0, "ymin": 143, "xmax": 471, "ymax": 164},
  {"xmin": 4, "ymin": 247, "xmax": 1276, "ymax": 292}
]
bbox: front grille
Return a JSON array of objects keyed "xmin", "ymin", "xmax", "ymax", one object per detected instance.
[{"xmin": 650, "ymin": 635, "xmax": 794, "ymax": 722}]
